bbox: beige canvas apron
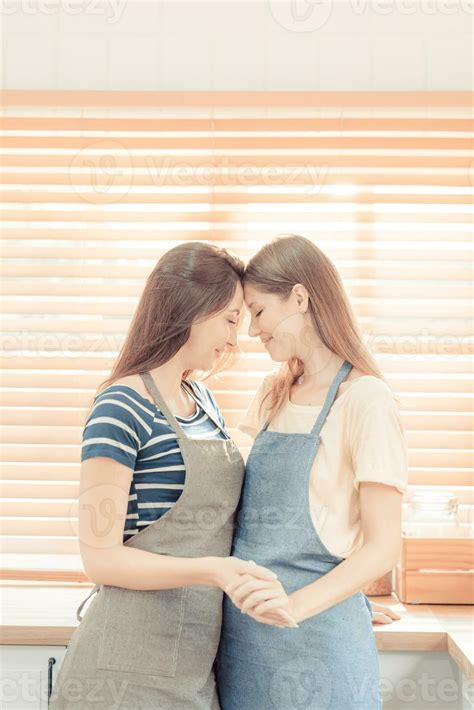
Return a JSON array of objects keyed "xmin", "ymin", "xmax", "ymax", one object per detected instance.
[{"xmin": 50, "ymin": 373, "xmax": 245, "ymax": 709}]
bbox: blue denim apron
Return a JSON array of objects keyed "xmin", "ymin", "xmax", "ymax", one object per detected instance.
[{"xmin": 215, "ymin": 360, "xmax": 382, "ymax": 709}]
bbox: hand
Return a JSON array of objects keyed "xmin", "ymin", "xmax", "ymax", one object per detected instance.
[
  {"xmin": 225, "ymin": 573, "xmax": 300, "ymax": 629},
  {"xmin": 208, "ymin": 555, "xmax": 278, "ymax": 595},
  {"xmin": 369, "ymin": 600, "xmax": 401, "ymax": 625},
  {"xmin": 209, "ymin": 557, "xmax": 295, "ymax": 628}
]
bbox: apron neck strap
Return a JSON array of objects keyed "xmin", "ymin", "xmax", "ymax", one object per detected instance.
[
  {"xmin": 139, "ymin": 371, "xmax": 187, "ymax": 438},
  {"xmin": 310, "ymin": 359, "xmax": 353, "ymax": 436},
  {"xmin": 260, "ymin": 359, "xmax": 353, "ymax": 435}
]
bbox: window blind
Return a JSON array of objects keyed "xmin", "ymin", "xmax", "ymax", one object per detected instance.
[{"xmin": 0, "ymin": 90, "xmax": 472, "ymax": 582}]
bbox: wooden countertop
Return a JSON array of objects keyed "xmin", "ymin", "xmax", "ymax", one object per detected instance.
[{"xmin": 1, "ymin": 583, "xmax": 472, "ymax": 681}]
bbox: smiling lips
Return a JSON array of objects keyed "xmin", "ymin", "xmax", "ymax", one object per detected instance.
[{"xmin": 215, "ymin": 338, "xmax": 271, "ymax": 354}]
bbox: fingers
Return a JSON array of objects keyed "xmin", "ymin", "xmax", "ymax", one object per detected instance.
[
  {"xmin": 250, "ymin": 609, "xmax": 298, "ymax": 628},
  {"xmin": 244, "ymin": 559, "xmax": 278, "ymax": 581},
  {"xmin": 247, "ymin": 607, "xmax": 290, "ymax": 628},
  {"xmin": 255, "ymin": 607, "xmax": 299, "ymax": 627},
  {"xmin": 370, "ymin": 602, "xmax": 401, "ymax": 621},
  {"xmin": 224, "ymin": 574, "xmax": 255, "ymax": 596},
  {"xmin": 371, "ymin": 612, "xmax": 395, "ymax": 625},
  {"xmin": 384, "ymin": 607, "xmax": 401, "ymax": 620},
  {"xmin": 241, "ymin": 587, "xmax": 282, "ymax": 613},
  {"xmin": 275, "ymin": 609, "xmax": 299, "ymax": 627},
  {"xmin": 251, "ymin": 612, "xmax": 285, "ymax": 628},
  {"xmin": 228, "ymin": 578, "xmax": 279, "ymax": 603},
  {"xmin": 240, "ymin": 597, "xmax": 299, "ymax": 628},
  {"xmin": 225, "ymin": 575, "xmax": 278, "ymax": 598},
  {"xmin": 244, "ymin": 594, "xmax": 299, "ymax": 628},
  {"xmin": 223, "ymin": 559, "xmax": 298, "ymax": 630},
  {"xmin": 253, "ymin": 596, "xmax": 291, "ymax": 617}
]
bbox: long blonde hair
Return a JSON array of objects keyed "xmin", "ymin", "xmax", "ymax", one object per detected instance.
[{"xmin": 243, "ymin": 234, "xmax": 388, "ymax": 423}]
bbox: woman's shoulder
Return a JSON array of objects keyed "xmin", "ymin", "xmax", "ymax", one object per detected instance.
[
  {"xmin": 95, "ymin": 375, "xmax": 219, "ymax": 415},
  {"xmin": 253, "ymin": 370, "xmax": 396, "ymax": 406},
  {"xmin": 94, "ymin": 376, "xmax": 158, "ymax": 415},
  {"xmin": 102, "ymin": 374, "xmax": 152, "ymax": 399},
  {"xmin": 341, "ymin": 374, "xmax": 398, "ymax": 410}
]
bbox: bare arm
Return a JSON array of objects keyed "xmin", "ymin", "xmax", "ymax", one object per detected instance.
[
  {"xmin": 78, "ymin": 456, "xmax": 276, "ymax": 592},
  {"xmin": 227, "ymin": 481, "xmax": 403, "ymax": 624},
  {"xmin": 289, "ymin": 481, "xmax": 403, "ymax": 621}
]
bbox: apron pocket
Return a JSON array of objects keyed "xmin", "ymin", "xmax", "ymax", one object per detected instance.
[{"xmin": 97, "ymin": 585, "xmax": 188, "ymax": 678}]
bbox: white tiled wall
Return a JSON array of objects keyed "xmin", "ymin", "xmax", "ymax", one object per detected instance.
[{"xmin": 1, "ymin": 0, "xmax": 473, "ymax": 91}]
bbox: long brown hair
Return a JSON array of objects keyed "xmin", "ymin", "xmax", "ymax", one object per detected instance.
[
  {"xmin": 96, "ymin": 241, "xmax": 245, "ymax": 398},
  {"xmin": 243, "ymin": 234, "xmax": 389, "ymax": 423}
]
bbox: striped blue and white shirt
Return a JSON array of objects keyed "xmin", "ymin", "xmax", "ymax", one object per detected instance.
[{"xmin": 81, "ymin": 380, "xmax": 229, "ymax": 542}]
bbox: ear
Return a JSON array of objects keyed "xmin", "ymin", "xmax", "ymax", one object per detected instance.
[{"xmin": 292, "ymin": 283, "xmax": 309, "ymax": 312}]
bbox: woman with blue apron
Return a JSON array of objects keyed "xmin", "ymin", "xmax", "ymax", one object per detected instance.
[{"xmin": 215, "ymin": 360, "xmax": 382, "ymax": 709}]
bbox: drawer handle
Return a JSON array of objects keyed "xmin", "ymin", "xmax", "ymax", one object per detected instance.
[{"xmin": 47, "ymin": 657, "xmax": 56, "ymax": 704}]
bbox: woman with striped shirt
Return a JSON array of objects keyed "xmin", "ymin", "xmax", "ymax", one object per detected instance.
[
  {"xmin": 50, "ymin": 242, "xmax": 290, "ymax": 710},
  {"xmin": 81, "ymin": 379, "xmax": 230, "ymax": 543}
]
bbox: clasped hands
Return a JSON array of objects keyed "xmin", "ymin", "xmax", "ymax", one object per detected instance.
[
  {"xmin": 218, "ymin": 557, "xmax": 400, "ymax": 629},
  {"xmin": 224, "ymin": 560, "xmax": 300, "ymax": 629}
]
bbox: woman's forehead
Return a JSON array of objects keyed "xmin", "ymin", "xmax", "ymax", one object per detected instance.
[
  {"xmin": 243, "ymin": 283, "xmax": 262, "ymax": 304},
  {"xmin": 229, "ymin": 281, "xmax": 244, "ymax": 309}
]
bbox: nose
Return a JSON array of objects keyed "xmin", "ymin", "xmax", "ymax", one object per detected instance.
[
  {"xmin": 248, "ymin": 318, "xmax": 260, "ymax": 338},
  {"xmin": 227, "ymin": 328, "xmax": 238, "ymax": 348}
]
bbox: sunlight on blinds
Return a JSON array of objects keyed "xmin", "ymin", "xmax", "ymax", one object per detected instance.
[{"xmin": 0, "ymin": 90, "xmax": 472, "ymax": 580}]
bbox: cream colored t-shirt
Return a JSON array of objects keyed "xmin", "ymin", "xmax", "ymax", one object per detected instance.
[{"xmin": 237, "ymin": 374, "xmax": 409, "ymax": 559}]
